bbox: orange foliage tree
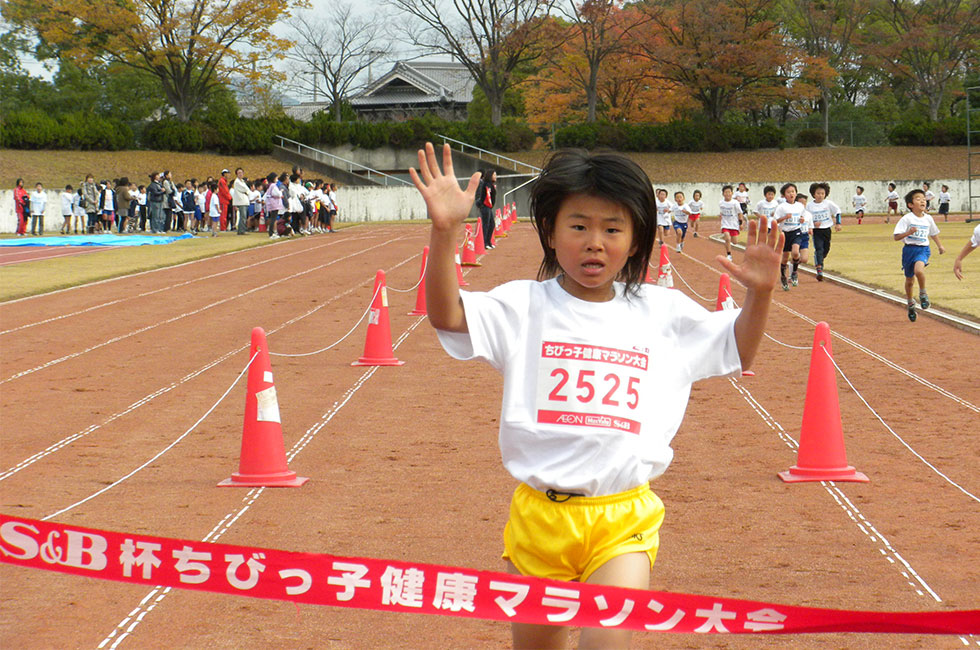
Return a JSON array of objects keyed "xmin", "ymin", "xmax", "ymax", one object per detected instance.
[
  {"xmin": 632, "ymin": 0, "xmax": 810, "ymax": 123},
  {"xmin": 2, "ymin": 0, "xmax": 302, "ymax": 121}
]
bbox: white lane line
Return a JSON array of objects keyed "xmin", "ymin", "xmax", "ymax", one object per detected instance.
[
  {"xmin": 0, "ymin": 235, "xmax": 410, "ymax": 386},
  {"xmin": 728, "ymin": 377, "xmax": 946, "ymax": 605}
]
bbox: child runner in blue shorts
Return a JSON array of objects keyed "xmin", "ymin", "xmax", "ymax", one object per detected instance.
[
  {"xmin": 670, "ymin": 190, "xmax": 691, "ymax": 252},
  {"xmin": 410, "ymin": 143, "xmax": 784, "ymax": 649},
  {"xmin": 773, "ymin": 182, "xmax": 805, "ymax": 291},
  {"xmin": 894, "ymin": 188, "xmax": 945, "ymax": 322}
]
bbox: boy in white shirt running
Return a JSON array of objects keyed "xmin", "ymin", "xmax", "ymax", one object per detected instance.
[
  {"xmin": 937, "ymin": 185, "xmax": 951, "ymax": 222},
  {"xmin": 654, "ymin": 188, "xmax": 671, "ymax": 248},
  {"xmin": 754, "ymin": 185, "xmax": 778, "ymax": 230},
  {"xmin": 922, "ymin": 182, "xmax": 935, "ymax": 211},
  {"xmin": 410, "ymin": 142, "xmax": 783, "ymax": 650},
  {"xmin": 670, "ymin": 190, "xmax": 691, "ymax": 252},
  {"xmin": 886, "ymin": 182, "xmax": 900, "ymax": 223},
  {"xmin": 772, "ymin": 182, "xmax": 806, "ymax": 290},
  {"xmin": 808, "ymin": 182, "xmax": 841, "ymax": 281},
  {"xmin": 893, "ymin": 189, "xmax": 945, "ymax": 321},
  {"xmin": 687, "ymin": 189, "xmax": 703, "ymax": 238}
]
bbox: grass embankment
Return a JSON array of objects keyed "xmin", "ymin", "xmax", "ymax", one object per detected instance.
[{"xmin": 0, "ymin": 233, "xmax": 278, "ymax": 301}]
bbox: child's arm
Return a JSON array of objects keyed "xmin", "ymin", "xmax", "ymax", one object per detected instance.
[
  {"xmin": 409, "ymin": 142, "xmax": 481, "ymax": 333},
  {"xmin": 953, "ymin": 240, "xmax": 976, "ymax": 280},
  {"xmin": 893, "ymin": 227, "xmax": 915, "ymax": 241},
  {"xmin": 931, "ymin": 234, "xmax": 945, "ymax": 254},
  {"xmin": 717, "ymin": 217, "xmax": 783, "ymax": 370}
]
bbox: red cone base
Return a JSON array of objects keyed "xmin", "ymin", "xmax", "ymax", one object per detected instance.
[
  {"xmin": 779, "ymin": 322, "xmax": 868, "ymax": 483},
  {"xmin": 219, "ymin": 327, "xmax": 308, "ymax": 487}
]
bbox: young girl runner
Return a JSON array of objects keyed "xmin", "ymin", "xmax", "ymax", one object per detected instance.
[
  {"xmin": 807, "ymin": 182, "xmax": 841, "ymax": 281},
  {"xmin": 773, "ymin": 182, "xmax": 806, "ymax": 290},
  {"xmin": 734, "ymin": 182, "xmax": 750, "ymax": 226},
  {"xmin": 410, "ymin": 143, "xmax": 783, "ymax": 650},
  {"xmin": 852, "ymin": 186, "xmax": 867, "ymax": 225},
  {"xmin": 687, "ymin": 189, "xmax": 703, "ymax": 238},
  {"xmin": 670, "ymin": 190, "xmax": 691, "ymax": 252},
  {"xmin": 654, "ymin": 188, "xmax": 671, "ymax": 248}
]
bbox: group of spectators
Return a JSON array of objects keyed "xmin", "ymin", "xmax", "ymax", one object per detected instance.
[{"xmin": 12, "ymin": 165, "xmax": 340, "ymax": 239}]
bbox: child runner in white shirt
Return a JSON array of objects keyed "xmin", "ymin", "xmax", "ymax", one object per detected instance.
[
  {"xmin": 670, "ymin": 190, "xmax": 691, "ymax": 252},
  {"xmin": 687, "ymin": 189, "xmax": 703, "ymax": 238},
  {"xmin": 410, "ymin": 142, "xmax": 783, "ymax": 650},
  {"xmin": 72, "ymin": 188, "xmax": 85, "ymax": 234},
  {"xmin": 773, "ymin": 182, "xmax": 806, "ymax": 290},
  {"xmin": 796, "ymin": 193, "xmax": 813, "ymax": 267},
  {"xmin": 886, "ymin": 182, "xmax": 900, "ymax": 222},
  {"xmin": 734, "ymin": 182, "xmax": 750, "ymax": 226},
  {"xmin": 937, "ymin": 185, "xmax": 951, "ymax": 222},
  {"xmin": 208, "ymin": 182, "xmax": 221, "ymax": 237},
  {"xmin": 654, "ymin": 188, "xmax": 671, "ymax": 248},
  {"xmin": 719, "ymin": 184, "xmax": 741, "ymax": 260},
  {"xmin": 60, "ymin": 185, "xmax": 74, "ymax": 234},
  {"xmin": 754, "ymin": 185, "xmax": 779, "ymax": 230},
  {"xmin": 893, "ymin": 189, "xmax": 944, "ymax": 321},
  {"xmin": 922, "ymin": 182, "xmax": 935, "ymax": 211},
  {"xmin": 852, "ymin": 186, "xmax": 867, "ymax": 225},
  {"xmin": 807, "ymin": 182, "xmax": 841, "ymax": 281}
]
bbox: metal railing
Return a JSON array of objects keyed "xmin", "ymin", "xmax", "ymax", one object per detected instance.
[
  {"xmin": 437, "ymin": 134, "xmax": 542, "ymax": 174},
  {"xmin": 274, "ymin": 135, "xmax": 411, "ymax": 186}
]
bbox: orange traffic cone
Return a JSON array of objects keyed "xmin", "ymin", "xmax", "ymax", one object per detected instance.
[
  {"xmin": 502, "ymin": 207, "xmax": 512, "ymax": 233},
  {"xmin": 645, "ymin": 263, "xmax": 655, "ymax": 283},
  {"xmin": 352, "ymin": 270, "xmax": 405, "ymax": 367},
  {"xmin": 409, "ymin": 246, "xmax": 428, "ymax": 316},
  {"xmin": 461, "ymin": 226, "xmax": 481, "ymax": 266},
  {"xmin": 779, "ymin": 322, "xmax": 868, "ymax": 483},
  {"xmin": 495, "ymin": 209, "xmax": 508, "ymax": 239},
  {"xmin": 455, "ymin": 246, "xmax": 469, "ymax": 287},
  {"xmin": 657, "ymin": 244, "xmax": 673, "ymax": 288},
  {"xmin": 473, "ymin": 220, "xmax": 487, "ymax": 255},
  {"xmin": 715, "ymin": 273, "xmax": 736, "ymax": 312},
  {"xmin": 219, "ymin": 327, "xmax": 308, "ymax": 488}
]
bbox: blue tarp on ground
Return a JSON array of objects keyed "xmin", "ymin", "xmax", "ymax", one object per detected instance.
[{"xmin": 0, "ymin": 233, "xmax": 194, "ymax": 247}]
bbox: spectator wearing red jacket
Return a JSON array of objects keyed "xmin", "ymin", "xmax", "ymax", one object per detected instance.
[
  {"xmin": 218, "ymin": 169, "xmax": 232, "ymax": 231},
  {"xmin": 13, "ymin": 178, "xmax": 28, "ymax": 236}
]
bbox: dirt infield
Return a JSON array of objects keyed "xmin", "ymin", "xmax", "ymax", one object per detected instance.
[{"xmin": 1, "ymin": 224, "xmax": 977, "ymax": 648}]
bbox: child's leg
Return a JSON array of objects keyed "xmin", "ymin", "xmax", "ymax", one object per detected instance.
[
  {"xmin": 506, "ymin": 561, "xmax": 568, "ymax": 649},
  {"xmin": 578, "ymin": 552, "xmax": 651, "ymax": 649},
  {"xmin": 723, "ymin": 232, "xmax": 731, "ymax": 255},
  {"xmin": 914, "ymin": 261, "xmax": 927, "ymax": 293},
  {"xmin": 904, "ymin": 276, "xmax": 915, "ymax": 302}
]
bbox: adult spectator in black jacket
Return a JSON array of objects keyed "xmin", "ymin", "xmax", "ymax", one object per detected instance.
[{"xmin": 475, "ymin": 169, "xmax": 497, "ymax": 249}]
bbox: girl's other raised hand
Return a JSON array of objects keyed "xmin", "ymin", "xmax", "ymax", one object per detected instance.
[
  {"xmin": 409, "ymin": 142, "xmax": 481, "ymax": 233},
  {"xmin": 718, "ymin": 216, "xmax": 784, "ymax": 294}
]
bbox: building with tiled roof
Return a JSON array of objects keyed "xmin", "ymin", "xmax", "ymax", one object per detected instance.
[{"xmin": 349, "ymin": 60, "xmax": 476, "ymax": 121}]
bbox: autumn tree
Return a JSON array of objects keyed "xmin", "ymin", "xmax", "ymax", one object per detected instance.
[
  {"xmin": 860, "ymin": 0, "xmax": 979, "ymax": 121},
  {"xmin": 384, "ymin": 0, "xmax": 556, "ymax": 125},
  {"xmin": 286, "ymin": 2, "xmax": 392, "ymax": 121},
  {"xmin": 633, "ymin": 0, "xmax": 806, "ymax": 123},
  {"xmin": 1, "ymin": 0, "xmax": 302, "ymax": 121}
]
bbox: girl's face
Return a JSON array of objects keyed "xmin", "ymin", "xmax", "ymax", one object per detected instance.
[
  {"xmin": 738, "ymin": 183, "xmax": 747, "ymax": 191},
  {"xmin": 783, "ymin": 186, "xmax": 797, "ymax": 202},
  {"xmin": 657, "ymin": 191, "xmax": 666, "ymax": 201},
  {"xmin": 765, "ymin": 191, "xmax": 775, "ymax": 201},
  {"xmin": 813, "ymin": 188, "xmax": 826, "ymax": 201},
  {"xmin": 549, "ymin": 193, "xmax": 637, "ymax": 303},
  {"xmin": 693, "ymin": 192, "xmax": 701, "ymax": 201}
]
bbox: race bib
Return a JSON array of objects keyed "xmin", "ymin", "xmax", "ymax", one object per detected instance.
[{"xmin": 535, "ymin": 341, "xmax": 647, "ymax": 435}]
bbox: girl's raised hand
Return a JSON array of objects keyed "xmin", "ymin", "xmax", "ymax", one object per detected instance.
[
  {"xmin": 717, "ymin": 216, "xmax": 784, "ymax": 293},
  {"xmin": 409, "ymin": 142, "xmax": 481, "ymax": 232}
]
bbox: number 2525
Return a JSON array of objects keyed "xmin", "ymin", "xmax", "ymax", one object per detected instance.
[{"xmin": 548, "ymin": 369, "xmax": 639, "ymax": 409}]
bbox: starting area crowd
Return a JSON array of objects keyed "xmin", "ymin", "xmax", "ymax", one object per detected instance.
[{"xmin": 11, "ymin": 166, "xmax": 339, "ymax": 240}]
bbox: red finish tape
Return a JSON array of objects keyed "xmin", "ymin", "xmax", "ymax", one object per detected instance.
[{"xmin": 1, "ymin": 515, "xmax": 976, "ymax": 635}]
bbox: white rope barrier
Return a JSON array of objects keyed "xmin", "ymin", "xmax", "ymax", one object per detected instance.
[
  {"xmin": 668, "ymin": 263, "xmax": 715, "ymax": 303},
  {"xmin": 763, "ymin": 332, "xmax": 812, "ymax": 350},
  {"xmin": 387, "ymin": 255, "xmax": 428, "ymax": 293},
  {"xmin": 269, "ymin": 283, "xmax": 383, "ymax": 358},
  {"xmin": 821, "ymin": 345, "xmax": 980, "ymax": 505},
  {"xmin": 42, "ymin": 351, "xmax": 260, "ymax": 521}
]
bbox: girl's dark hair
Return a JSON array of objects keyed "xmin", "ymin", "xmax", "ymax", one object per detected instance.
[
  {"xmin": 780, "ymin": 182, "xmax": 797, "ymax": 196},
  {"xmin": 763, "ymin": 185, "xmax": 776, "ymax": 195},
  {"xmin": 266, "ymin": 172, "xmax": 277, "ymax": 183},
  {"xmin": 809, "ymin": 182, "xmax": 830, "ymax": 198},
  {"xmin": 529, "ymin": 149, "xmax": 656, "ymax": 297}
]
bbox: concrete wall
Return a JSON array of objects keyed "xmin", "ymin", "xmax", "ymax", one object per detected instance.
[{"xmin": 1, "ymin": 178, "xmax": 973, "ymax": 232}]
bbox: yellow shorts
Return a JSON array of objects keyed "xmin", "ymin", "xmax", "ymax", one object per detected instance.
[{"xmin": 503, "ymin": 483, "xmax": 665, "ymax": 583}]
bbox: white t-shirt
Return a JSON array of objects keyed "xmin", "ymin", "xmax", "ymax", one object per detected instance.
[
  {"xmin": 669, "ymin": 201, "xmax": 691, "ymax": 224},
  {"xmin": 938, "ymin": 191, "xmax": 950, "ymax": 205},
  {"xmin": 328, "ymin": 190, "xmax": 338, "ymax": 211},
  {"xmin": 61, "ymin": 191, "xmax": 74, "ymax": 216},
  {"xmin": 719, "ymin": 199, "xmax": 741, "ymax": 230},
  {"xmin": 924, "ymin": 190, "xmax": 935, "ymax": 203},
  {"xmin": 138, "ymin": 191, "xmax": 147, "ymax": 207},
  {"xmin": 887, "ymin": 190, "xmax": 900, "ymax": 202},
  {"xmin": 852, "ymin": 194, "xmax": 867, "ymax": 211},
  {"xmin": 754, "ymin": 199, "xmax": 779, "ymax": 228},
  {"xmin": 894, "ymin": 212, "xmax": 939, "ymax": 246},
  {"xmin": 687, "ymin": 199, "xmax": 703, "ymax": 215},
  {"xmin": 209, "ymin": 193, "xmax": 221, "ymax": 218},
  {"xmin": 72, "ymin": 193, "xmax": 85, "ymax": 217},
  {"xmin": 801, "ymin": 209, "xmax": 814, "ymax": 233},
  {"xmin": 195, "ymin": 190, "xmax": 206, "ymax": 213},
  {"xmin": 969, "ymin": 223, "xmax": 980, "ymax": 249},
  {"xmin": 655, "ymin": 198, "xmax": 671, "ymax": 227},
  {"xmin": 808, "ymin": 199, "xmax": 840, "ymax": 229},
  {"xmin": 734, "ymin": 189, "xmax": 749, "ymax": 206},
  {"xmin": 436, "ymin": 279, "xmax": 741, "ymax": 496},
  {"xmin": 773, "ymin": 201, "xmax": 805, "ymax": 232}
]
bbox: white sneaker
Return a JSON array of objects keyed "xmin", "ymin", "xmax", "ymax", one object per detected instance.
[
  {"xmin": 270, "ymin": 233, "xmax": 279, "ymax": 239},
  {"xmin": 676, "ymin": 244, "xmax": 682, "ymax": 252},
  {"xmin": 726, "ymin": 253, "xmax": 732, "ymax": 261}
]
